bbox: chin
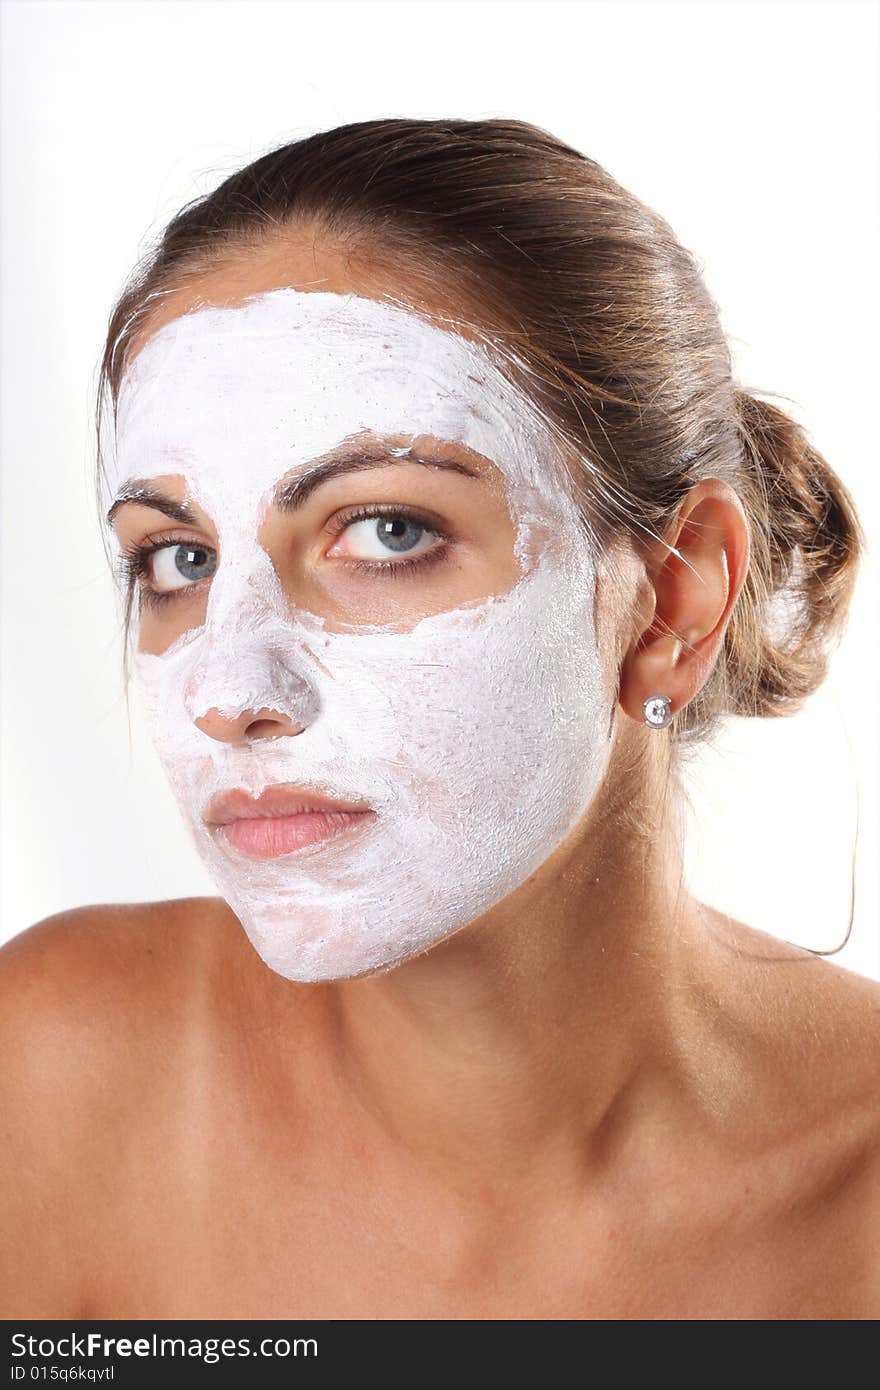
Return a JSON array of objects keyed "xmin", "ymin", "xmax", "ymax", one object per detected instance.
[{"xmin": 243, "ymin": 930, "xmax": 428, "ymax": 984}]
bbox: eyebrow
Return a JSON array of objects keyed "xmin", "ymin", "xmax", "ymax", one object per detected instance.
[
  {"xmin": 272, "ymin": 442, "xmax": 482, "ymax": 511},
  {"xmin": 106, "ymin": 441, "xmax": 483, "ymax": 527},
  {"xmin": 106, "ymin": 485, "xmax": 200, "ymax": 528}
]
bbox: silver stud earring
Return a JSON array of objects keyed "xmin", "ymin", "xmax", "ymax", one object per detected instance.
[{"xmin": 643, "ymin": 694, "xmax": 674, "ymax": 729}]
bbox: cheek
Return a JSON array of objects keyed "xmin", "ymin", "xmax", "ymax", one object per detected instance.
[
  {"xmin": 135, "ymin": 596, "xmax": 210, "ymax": 656},
  {"xmin": 299, "ymin": 540, "xmax": 524, "ymax": 634},
  {"xmin": 305, "ymin": 551, "xmax": 606, "ymax": 813}
]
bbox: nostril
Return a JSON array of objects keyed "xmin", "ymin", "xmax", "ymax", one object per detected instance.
[
  {"xmin": 193, "ymin": 707, "xmax": 304, "ymax": 743},
  {"xmin": 245, "ymin": 718, "xmax": 298, "ymax": 740},
  {"xmin": 242, "ymin": 710, "xmax": 305, "ymax": 740}
]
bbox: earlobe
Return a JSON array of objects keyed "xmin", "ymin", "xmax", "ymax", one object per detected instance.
[{"xmin": 618, "ymin": 630, "xmax": 690, "ymax": 725}]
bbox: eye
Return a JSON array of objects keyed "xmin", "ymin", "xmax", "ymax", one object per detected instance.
[
  {"xmin": 150, "ymin": 541, "xmax": 217, "ymax": 591},
  {"xmin": 327, "ymin": 506, "xmax": 446, "ymax": 564},
  {"xmin": 118, "ymin": 534, "xmax": 218, "ymax": 608}
]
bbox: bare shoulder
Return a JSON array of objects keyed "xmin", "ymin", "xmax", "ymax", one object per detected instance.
[
  {"xmin": 723, "ymin": 914, "xmax": 879, "ymax": 1105},
  {"xmin": 0, "ymin": 894, "xmax": 253, "ymax": 1099},
  {"xmin": 0, "ymin": 897, "xmax": 236, "ymax": 1065},
  {"xmin": 701, "ymin": 906, "xmax": 878, "ymax": 1074},
  {"xmin": 703, "ymin": 908, "xmax": 880, "ymax": 1302},
  {"xmin": 0, "ymin": 893, "xmax": 233, "ymax": 972},
  {"xmin": 777, "ymin": 937, "xmax": 880, "ymax": 1200},
  {"xmin": 0, "ymin": 897, "xmax": 237, "ymax": 1317}
]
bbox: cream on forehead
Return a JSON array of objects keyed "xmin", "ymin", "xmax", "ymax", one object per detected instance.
[
  {"xmin": 102, "ymin": 288, "xmax": 581, "ymax": 558},
  {"xmin": 104, "ymin": 289, "xmax": 614, "ymax": 983}
]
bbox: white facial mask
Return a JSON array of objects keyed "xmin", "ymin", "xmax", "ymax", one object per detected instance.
[{"xmin": 101, "ymin": 289, "xmax": 614, "ymax": 981}]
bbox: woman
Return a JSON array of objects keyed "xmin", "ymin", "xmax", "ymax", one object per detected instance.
[{"xmin": 2, "ymin": 118, "xmax": 877, "ymax": 1320}]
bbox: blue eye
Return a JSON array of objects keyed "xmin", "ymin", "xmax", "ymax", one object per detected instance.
[
  {"xmin": 338, "ymin": 512, "xmax": 436, "ymax": 559},
  {"xmin": 151, "ymin": 542, "xmax": 217, "ymax": 589},
  {"xmin": 118, "ymin": 534, "xmax": 217, "ymax": 609},
  {"xmin": 327, "ymin": 505, "xmax": 453, "ymax": 579}
]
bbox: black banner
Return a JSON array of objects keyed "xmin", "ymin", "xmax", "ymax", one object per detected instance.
[{"xmin": 3, "ymin": 1319, "xmax": 586, "ymax": 1384}]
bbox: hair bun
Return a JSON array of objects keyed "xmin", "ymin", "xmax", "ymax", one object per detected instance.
[{"xmin": 720, "ymin": 389, "xmax": 866, "ymax": 720}]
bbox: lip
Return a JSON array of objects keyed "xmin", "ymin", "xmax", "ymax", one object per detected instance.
[
  {"xmin": 205, "ymin": 783, "xmax": 374, "ymax": 825},
  {"xmin": 204, "ymin": 783, "xmax": 377, "ymax": 861}
]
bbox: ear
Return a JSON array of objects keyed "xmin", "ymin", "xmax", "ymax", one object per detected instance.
[{"xmin": 617, "ymin": 479, "xmax": 751, "ymax": 725}]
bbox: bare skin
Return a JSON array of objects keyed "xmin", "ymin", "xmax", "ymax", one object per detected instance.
[{"xmin": 1, "ymin": 236, "xmax": 877, "ymax": 1320}]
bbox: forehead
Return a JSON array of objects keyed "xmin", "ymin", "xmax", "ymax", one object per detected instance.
[{"xmin": 102, "ymin": 288, "xmax": 566, "ymax": 515}]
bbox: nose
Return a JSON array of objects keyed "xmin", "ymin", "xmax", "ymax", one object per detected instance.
[{"xmin": 194, "ymin": 706, "xmax": 305, "ymax": 744}]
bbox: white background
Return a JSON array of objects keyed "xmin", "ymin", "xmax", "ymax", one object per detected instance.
[{"xmin": 1, "ymin": 0, "xmax": 877, "ymax": 978}]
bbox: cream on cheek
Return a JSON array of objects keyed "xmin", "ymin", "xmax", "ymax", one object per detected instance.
[{"xmin": 101, "ymin": 289, "xmax": 614, "ymax": 982}]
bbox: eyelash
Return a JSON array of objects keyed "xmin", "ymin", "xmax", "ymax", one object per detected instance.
[{"xmin": 118, "ymin": 505, "xmax": 453, "ymax": 611}]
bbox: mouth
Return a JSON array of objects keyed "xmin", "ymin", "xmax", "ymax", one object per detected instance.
[{"xmin": 204, "ymin": 783, "xmax": 378, "ymax": 861}]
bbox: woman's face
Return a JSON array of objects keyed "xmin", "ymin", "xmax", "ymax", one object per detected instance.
[{"xmin": 103, "ymin": 260, "xmax": 616, "ymax": 982}]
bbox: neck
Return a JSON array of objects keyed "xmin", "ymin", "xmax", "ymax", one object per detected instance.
[{"xmin": 303, "ymin": 738, "xmax": 721, "ymax": 1201}]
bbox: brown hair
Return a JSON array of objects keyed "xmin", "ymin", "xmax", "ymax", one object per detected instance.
[{"xmin": 96, "ymin": 117, "xmax": 865, "ymax": 753}]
